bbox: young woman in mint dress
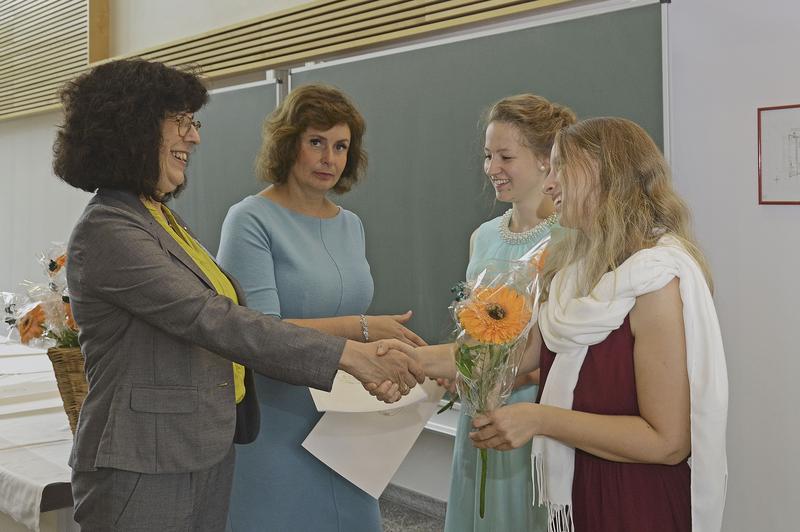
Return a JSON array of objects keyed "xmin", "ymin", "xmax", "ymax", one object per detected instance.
[
  {"xmin": 442, "ymin": 94, "xmax": 576, "ymax": 531},
  {"xmin": 217, "ymin": 84, "xmax": 425, "ymax": 532}
]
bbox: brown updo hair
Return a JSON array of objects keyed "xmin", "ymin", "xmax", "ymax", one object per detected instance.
[
  {"xmin": 255, "ymin": 84, "xmax": 367, "ymax": 194},
  {"xmin": 483, "ymin": 94, "xmax": 576, "ymax": 158}
]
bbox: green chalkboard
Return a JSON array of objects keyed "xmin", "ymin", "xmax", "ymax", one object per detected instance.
[
  {"xmin": 177, "ymin": 5, "xmax": 662, "ymax": 344},
  {"xmin": 290, "ymin": 5, "xmax": 662, "ymax": 342}
]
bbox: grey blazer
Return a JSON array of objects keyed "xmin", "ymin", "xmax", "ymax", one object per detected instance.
[{"xmin": 67, "ymin": 189, "xmax": 345, "ymax": 474}]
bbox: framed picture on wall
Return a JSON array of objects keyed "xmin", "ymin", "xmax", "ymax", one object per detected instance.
[{"xmin": 758, "ymin": 103, "xmax": 800, "ymax": 205}]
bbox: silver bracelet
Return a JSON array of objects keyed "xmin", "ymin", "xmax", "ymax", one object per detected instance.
[{"xmin": 359, "ymin": 314, "xmax": 369, "ymax": 342}]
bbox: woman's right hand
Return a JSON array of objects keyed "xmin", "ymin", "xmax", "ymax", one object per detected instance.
[
  {"xmin": 364, "ymin": 343, "xmax": 458, "ymax": 398},
  {"xmin": 364, "ymin": 311, "xmax": 427, "ymax": 347},
  {"xmin": 470, "ymin": 403, "xmax": 541, "ymax": 451},
  {"xmin": 340, "ymin": 339, "xmax": 424, "ymax": 403}
]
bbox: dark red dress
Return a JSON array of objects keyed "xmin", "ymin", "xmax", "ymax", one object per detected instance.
[{"xmin": 538, "ymin": 316, "xmax": 691, "ymax": 532}]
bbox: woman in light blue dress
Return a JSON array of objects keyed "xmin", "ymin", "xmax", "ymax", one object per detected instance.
[
  {"xmin": 443, "ymin": 94, "xmax": 576, "ymax": 532},
  {"xmin": 217, "ymin": 84, "xmax": 424, "ymax": 532}
]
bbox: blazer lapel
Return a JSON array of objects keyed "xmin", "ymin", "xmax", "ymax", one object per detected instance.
[
  {"xmin": 98, "ymin": 190, "xmax": 214, "ymax": 290},
  {"xmin": 170, "ymin": 205, "xmax": 250, "ymax": 307},
  {"xmin": 162, "ymin": 236, "xmax": 215, "ymax": 291}
]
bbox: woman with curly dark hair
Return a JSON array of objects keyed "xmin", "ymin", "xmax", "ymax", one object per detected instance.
[
  {"xmin": 216, "ymin": 83, "xmax": 426, "ymax": 532},
  {"xmin": 53, "ymin": 59, "xmax": 423, "ymax": 532}
]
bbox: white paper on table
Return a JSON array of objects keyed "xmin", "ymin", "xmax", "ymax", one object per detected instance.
[
  {"xmin": 0, "ymin": 371, "xmax": 62, "ymax": 415},
  {"xmin": 0, "ymin": 343, "xmax": 47, "ymax": 357},
  {"xmin": 0, "ymin": 409, "xmax": 73, "ymax": 450},
  {"xmin": 309, "ymin": 370, "xmax": 432, "ymax": 413},
  {"xmin": 302, "ymin": 379, "xmax": 445, "ymax": 499},
  {"xmin": 0, "ymin": 373, "xmax": 57, "ymax": 401},
  {"xmin": 0, "ymin": 354, "xmax": 54, "ymax": 375},
  {"xmin": 0, "ymin": 395, "xmax": 63, "ymax": 417}
]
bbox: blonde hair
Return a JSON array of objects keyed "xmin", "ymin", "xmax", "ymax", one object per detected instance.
[
  {"xmin": 483, "ymin": 94, "xmax": 576, "ymax": 158},
  {"xmin": 541, "ymin": 117, "xmax": 712, "ymax": 302}
]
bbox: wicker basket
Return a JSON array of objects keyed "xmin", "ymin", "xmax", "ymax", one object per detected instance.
[{"xmin": 46, "ymin": 346, "xmax": 87, "ymax": 433}]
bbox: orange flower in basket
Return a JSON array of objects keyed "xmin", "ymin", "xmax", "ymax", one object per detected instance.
[
  {"xmin": 18, "ymin": 304, "xmax": 46, "ymax": 344},
  {"xmin": 64, "ymin": 301, "xmax": 78, "ymax": 331},
  {"xmin": 457, "ymin": 286, "xmax": 532, "ymax": 344},
  {"xmin": 48, "ymin": 254, "xmax": 67, "ymax": 275}
]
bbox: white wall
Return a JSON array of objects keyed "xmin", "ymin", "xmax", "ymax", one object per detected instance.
[
  {"xmin": 667, "ymin": 1, "xmax": 800, "ymax": 530},
  {"xmin": 0, "ymin": 112, "xmax": 90, "ymax": 294},
  {"xmin": 108, "ymin": 0, "xmax": 309, "ymax": 57}
]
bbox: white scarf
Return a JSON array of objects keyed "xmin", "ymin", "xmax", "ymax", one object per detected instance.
[{"xmin": 533, "ymin": 236, "xmax": 728, "ymax": 532}]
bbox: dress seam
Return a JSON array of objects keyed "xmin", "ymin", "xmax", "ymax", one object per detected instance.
[{"xmin": 318, "ymin": 219, "xmax": 345, "ymax": 315}]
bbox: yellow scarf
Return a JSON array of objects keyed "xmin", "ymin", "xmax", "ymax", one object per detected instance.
[{"xmin": 142, "ymin": 198, "xmax": 246, "ymax": 403}]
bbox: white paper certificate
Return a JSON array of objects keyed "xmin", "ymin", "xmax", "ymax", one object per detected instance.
[
  {"xmin": 309, "ymin": 370, "xmax": 432, "ymax": 413},
  {"xmin": 302, "ymin": 378, "xmax": 445, "ymax": 499}
]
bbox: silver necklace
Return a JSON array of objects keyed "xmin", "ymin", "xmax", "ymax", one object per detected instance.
[{"xmin": 498, "ymin": 209, "xmax": 558, "ymax": 245}]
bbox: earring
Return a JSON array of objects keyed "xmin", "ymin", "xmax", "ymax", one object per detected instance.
[{"xmin": 539, "ymin": 165, "xmax": 546, "ymax": 172}]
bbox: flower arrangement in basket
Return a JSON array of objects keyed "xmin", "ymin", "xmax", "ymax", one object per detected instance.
[
  {"xmin": 2, "ymin": 245, "xmax": 85, "ymax": 433},
  {"xmin": 441, "ymin": 237, "xmax": 549, "ymax": 519}
]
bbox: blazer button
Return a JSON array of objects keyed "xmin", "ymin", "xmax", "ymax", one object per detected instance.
[{"xmin": 217, "ymin": 382, "xmax": 230, "ymax": 387}]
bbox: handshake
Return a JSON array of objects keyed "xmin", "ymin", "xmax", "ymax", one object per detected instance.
[
  {"xmin": 338, "ymin": 338, "xmax": 425, "ymax": 404},
  {"xmin": 335, "ymin": 312, "xmax": 457, "ymax": 403}
]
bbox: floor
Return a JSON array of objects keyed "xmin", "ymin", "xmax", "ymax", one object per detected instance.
[
  {"xmin": 379, "ymin": 485, "xmax": 445, "ymax": 532},
  {"xmin": 380, "ymin": 498, "xmax": 445, "ymax": 532}
]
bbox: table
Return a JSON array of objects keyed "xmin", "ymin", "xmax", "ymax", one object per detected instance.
[{"xmin": 0, "ymin": 340, "xmax": 77, "ymax": 532}]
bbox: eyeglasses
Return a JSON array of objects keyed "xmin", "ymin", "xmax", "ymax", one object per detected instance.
[{"xmin": 172, "ymin": 114, "xmax": 202, "ymax": 137}]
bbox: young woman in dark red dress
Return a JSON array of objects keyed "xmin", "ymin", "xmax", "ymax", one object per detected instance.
[{"xmin": 417, "ymin": 117, "xmax": 728, "ymax": 531}]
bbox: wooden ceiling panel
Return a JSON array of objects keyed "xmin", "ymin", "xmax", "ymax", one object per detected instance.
[{"xmin": 0, "ymin": 0, "xmax": 572, "ymax": 121}]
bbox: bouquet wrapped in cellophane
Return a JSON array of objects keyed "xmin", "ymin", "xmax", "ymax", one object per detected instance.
[
  {"xmin": 2, "ymin": 244, "xmax": 78, "ymax": 348},
  {"xmin": 449, "ymin": 238, "xmax": 549, "ymax": 518}
]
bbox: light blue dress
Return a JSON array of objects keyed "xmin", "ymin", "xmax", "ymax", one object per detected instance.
[
  {"xmin": 217, "ymin": 195, "xmax": 380, "ymax": 532},
  {"xmin": 444, "ymin": 214, "xmax": 552, "ymax": 532}
]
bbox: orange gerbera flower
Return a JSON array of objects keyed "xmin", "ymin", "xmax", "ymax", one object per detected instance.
[
  {"xmin": 18, "ymin": 304, "xmax": 46, "ymax": 344},
  {"xmin": 64, "ymin": 301, "xmax": 78, "ymax": 331},
  {"xmin": 457, "ymin": 286, "xmax": 532, "ymax": 344},
  {"xmin": 48, "ymin": 255, "xmax": 67, "ymax": 275}
]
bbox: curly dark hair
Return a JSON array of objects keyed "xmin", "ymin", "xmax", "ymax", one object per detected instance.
[
  {"xmin": 53, "ymin": 58, "xmax": 208, "ymax": 199},
  {"xmin": 255, "ymin": 84, "xmax": 367, "ymax": 194}
]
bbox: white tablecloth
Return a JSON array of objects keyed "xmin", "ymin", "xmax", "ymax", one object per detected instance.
[{"xmin": 0, "ymin": 340, "xmax": 73, "ymax": 532}]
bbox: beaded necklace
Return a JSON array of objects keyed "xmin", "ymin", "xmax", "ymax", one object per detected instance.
[{"xmin": 497, "ymin": 209, "xmax": 558, "ymax": 245}]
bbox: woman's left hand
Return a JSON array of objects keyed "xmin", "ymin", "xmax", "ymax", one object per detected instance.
[
  {"xmin": 469, "ymin": 403, "xmax": 542, "ymax": 451},
  {"xmin": 366, "ymin": 311, "xmax": 427, "ymax": 347}
]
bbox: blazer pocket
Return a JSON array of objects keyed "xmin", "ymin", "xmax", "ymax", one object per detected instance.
[{"xmin": 129, "ymin": 385, "xmax": 198, "ymax": 414}]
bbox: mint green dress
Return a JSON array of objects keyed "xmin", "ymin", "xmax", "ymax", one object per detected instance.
[{"xmin": 444, "ymin": 212, "xmax": 553, "ymax": 532}]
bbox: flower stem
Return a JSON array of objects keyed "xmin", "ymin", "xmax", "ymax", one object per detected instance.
[
  {"xmin": 437, "ymin": 397, "xmax": 456, "ymax": 414},
  {"xmin": 479, "ymin": 448, "xmax": 488, "ymax": 518}
]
